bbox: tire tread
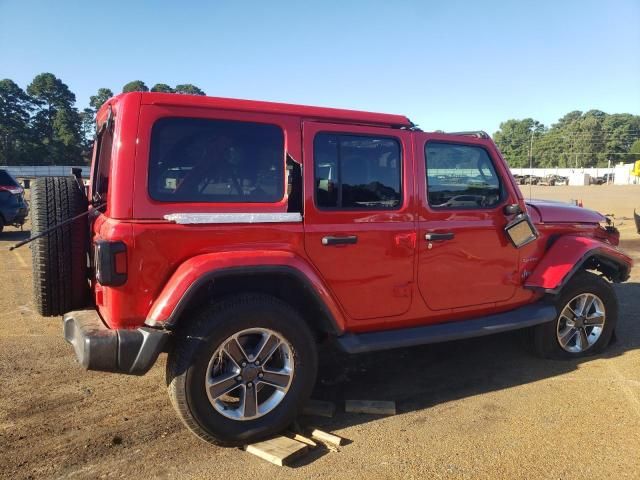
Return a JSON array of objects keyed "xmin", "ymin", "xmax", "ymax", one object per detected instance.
[
  {"xmin": 533, "ymin": 271, "xmax": 618, "ymax": 359},
  {"xmin": 31, "ymin": 176, "xmax": 88, "ymax": 316},
  {"xmin": 166, "ymin": 294, "xmax": 317, "ymax": 446}
]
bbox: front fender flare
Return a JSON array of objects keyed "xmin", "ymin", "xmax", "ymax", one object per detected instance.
[
  {"xmin": 144, "ymin": 250, "xmax": 346, "ymax": 334},
  {"xmin": 524, "ymin": 235, "xmax": 632, "ymax": 295}
]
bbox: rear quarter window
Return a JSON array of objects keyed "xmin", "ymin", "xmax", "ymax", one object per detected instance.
[{"xmin": 148, "ymin": 118, "xmax": 284, "ymax": 203}]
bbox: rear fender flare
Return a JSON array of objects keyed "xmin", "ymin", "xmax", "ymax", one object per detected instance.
[
  {"xmin": 524, "ymin": 235, "xmax": 632, "ymax": 295},
  {"xmin": 144, "ymin": 250, "xmax": 346, "ymax": 334}
]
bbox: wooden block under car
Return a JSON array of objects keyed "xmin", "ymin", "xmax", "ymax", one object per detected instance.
[
  {"xmin": 287, "ymin": 432, "xmax": 317, "ymax": 447},
  {"xmin": 311, "ymin": 429, "xmax": 345, "ymax": 447},
  {"xmin": 244, "ymin": 436, "xmax": 309, "ymax": 466},
  {"xmin": 345, "ymin": 400, "xmax": 396, "ymax": 415},
  {"xmin": 302, "ymin": 399, "xmax": 336, "ymax": 418}
]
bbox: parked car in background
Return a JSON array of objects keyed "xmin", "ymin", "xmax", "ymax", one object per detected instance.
[
  {"xmin": 590, "ymin": 176, "xmax": 605, "ymax": 185},
  {"xmin": 537, "ymin": 176, "xmax": 552, "ymax": 186},
  {"xmin": 520, "ymin": 174, "xmax": 541, "ymax": 185},
  {"xmin": 553, "ymin": 175, "xmax": 568, "ymax": 185},
  {"xmin": 0, "ymin": 169, "xmax": 28, "ymax": 232},
  {"xmin": 539, "ymin": 174, "xmax": 568, "ymax": 186},
  {"xmin": 602, "ymin": 173, "xmax": 615, "ymax": 184},
  {"xmin": 514, "ymin": 175, "xmax": 540, "ymax": 185}
]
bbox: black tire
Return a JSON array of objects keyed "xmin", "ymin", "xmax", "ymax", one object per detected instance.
[
  {"xmin": 31, "ymin": 176, "xmax": 89, "ymax": 316},
  {"xmin": 167, "ymin": 294, "xmax": 318, "ymax": 446},
  {"xmin": 0, "ymin": 216, "xmax": 4, "ymax": 233},
  {"xmin": 533, "ymin": 271, "xmax": 617, "ymax": 359}
]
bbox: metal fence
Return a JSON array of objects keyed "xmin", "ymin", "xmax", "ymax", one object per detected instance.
[{"xmin": 511, "ymin": 163, "xmax": 637, "ymax": 185}]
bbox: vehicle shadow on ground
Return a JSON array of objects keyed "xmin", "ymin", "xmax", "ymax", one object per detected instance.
[
  {"xmin": 0, "ymin": 229, "xmax": 30, "ymax": 243},
  {"xmin": 301, "ymin": 282, "xmax": 640, "ymax": 442}
]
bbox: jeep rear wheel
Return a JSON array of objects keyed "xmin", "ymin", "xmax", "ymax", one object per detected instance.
[
  {"xmin": 533, "ymin": 271, "xmax": 617, "ymax": 359},
  {"xmin": 31, "ymin": 176, "xmax": 89, "ymax": 316},
  {"xmin": 166, "ymin": 294, "xmax": 317, "ymax": 446}
]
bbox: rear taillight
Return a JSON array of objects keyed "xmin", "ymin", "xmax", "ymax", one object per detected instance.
[
  {"xmin": 0, "ymin": 185, "xmax": 23, "ymax": 195},
  {"xmin": 94, "ymin": 240, "xmax": 127, "ymax": 286}
]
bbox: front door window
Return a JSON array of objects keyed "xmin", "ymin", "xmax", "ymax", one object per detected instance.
[{"xmin": 425, "ymin": 142, "xmax": 503, "ymax": 209}]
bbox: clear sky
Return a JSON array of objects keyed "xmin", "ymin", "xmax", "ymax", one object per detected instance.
[{"xmin": 1, "ymin": 0, "xmax": 639, "ymax": 134}]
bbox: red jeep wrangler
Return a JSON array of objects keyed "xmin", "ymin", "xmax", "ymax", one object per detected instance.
[{"xmin": 29, "ymin": 92, "xmax": 632, "ymax": 445}]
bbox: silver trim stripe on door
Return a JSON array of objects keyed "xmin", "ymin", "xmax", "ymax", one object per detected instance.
[{"xmin": 164, "ymin": 213, "xmax": 303, "ymax": 224}]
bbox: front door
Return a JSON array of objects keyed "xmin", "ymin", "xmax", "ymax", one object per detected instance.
[
  {"xmin": 415, "ymin": 134, "xmax": 520, "ymax": 311},
  {"xmin": 303, "ymin": 122, "xmax": 415, "ymax": 321}
]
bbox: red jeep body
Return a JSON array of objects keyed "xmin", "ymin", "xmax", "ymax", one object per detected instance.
[
  {"xmin": 47, "ymin": 91, "xmax": 632, "ymax": 444},
  {"xmin": 84, "ymin": 93, "xmax": 630, "ymax": 347}
]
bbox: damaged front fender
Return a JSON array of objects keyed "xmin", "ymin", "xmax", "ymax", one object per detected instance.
[{"xmin": 524, "ymin": 235, "xmax": 632, "ymax": 295}]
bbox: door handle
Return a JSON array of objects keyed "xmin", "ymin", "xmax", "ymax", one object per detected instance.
[
  {"xmin": 425, "ymin": 232, "xmax": 455, "ymax": 241},
  {"xmin": 322, "ymin": 235, "xmax": 358, "ymax": 246}
]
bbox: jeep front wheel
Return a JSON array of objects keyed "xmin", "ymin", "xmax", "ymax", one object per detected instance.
[
  {"xmin": 533, "ymin": 271, "xmax": 618, "ymax": 359},
  {"xmin": 166, "ymin": 294, "xmax": 317, "ymax": 445}
]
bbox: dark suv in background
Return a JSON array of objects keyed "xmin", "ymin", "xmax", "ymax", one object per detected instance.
[{"xmin": 0, "ymin": 169, "xmax": 28, "ymax": 232}]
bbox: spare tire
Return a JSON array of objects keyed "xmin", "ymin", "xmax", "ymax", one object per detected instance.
[{"xmin": 31, "ymin": 176, "xmax": 89, "ymax": 316}]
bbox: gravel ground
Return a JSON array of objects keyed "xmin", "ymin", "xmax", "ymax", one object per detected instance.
[{"xmin": 1, "ymin": 185, "xmax": 639, "ymax": 479}]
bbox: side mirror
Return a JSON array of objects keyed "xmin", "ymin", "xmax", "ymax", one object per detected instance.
[
  {"xmin": 503, "ymin": 204, "xmax": 522, "ymax": 215},
  {"xmin": 504, "ymin": 214, "xmax": 538, "ymax": 248}
]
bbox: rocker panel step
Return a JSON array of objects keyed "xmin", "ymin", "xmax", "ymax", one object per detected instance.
[{"xmin": 337, "ymin": 301, "xmax": 556, "ymax": 354}]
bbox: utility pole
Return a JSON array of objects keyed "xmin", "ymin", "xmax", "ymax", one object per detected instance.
[{"xmin": 528, "ymin": 127, "xmax": 534, "ymax": 199}]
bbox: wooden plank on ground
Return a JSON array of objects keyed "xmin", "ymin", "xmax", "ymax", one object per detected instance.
[
  {"xmin": 311, "ymin": 429, "xmax": 344, "ymax": 447},
  {"xmin": 244, "ymin": 436, "xmax": 308, "ymax": 466},
  {"xmin": 345, "ymin": 400, "xmax": 396, "ymax": 415},
  {"xmin": 287, "ymin": 432, "xmax": 317, "ymax": 447},
  {"xmin": 302, "ymin": 399, "xmax": 336, "ymax": 418}
]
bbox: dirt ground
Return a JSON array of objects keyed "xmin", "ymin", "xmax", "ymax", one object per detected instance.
[{"xmin": 1, "ymin": 185, "xmax": 639, "ymax": 479}]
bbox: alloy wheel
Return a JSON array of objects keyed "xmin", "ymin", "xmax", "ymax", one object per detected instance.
[
  {"xmin": 205, "ymin": 328, "xmax": 294, "ymax": 421},
  {"xmin": 556, "ymin": 293, "xmax": 606, "ymax": 353}
]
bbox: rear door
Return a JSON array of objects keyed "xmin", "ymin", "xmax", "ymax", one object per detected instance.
[
  {"xmin": 414, "ymin": 133, "xmax": 520, "ymax": 311},
  {"xmin": 303, "ymin": 122, "xmax": 416, "ymax": 322}
]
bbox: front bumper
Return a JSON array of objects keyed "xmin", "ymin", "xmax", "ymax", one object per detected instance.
[
  {"xmin": 1, "ymin": 204, "xmax": 28, "ymax": 226},
  {"xmin": 63, "ymin": 310, "xmax": 170, "ymax": 375}
]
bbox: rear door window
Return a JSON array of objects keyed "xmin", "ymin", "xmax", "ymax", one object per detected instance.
[
  {"xmin": 425, "ymin": 142, "xmax": 502, "ymax": 209},
  {"xmin": 314, "ymin": 133, "xmax": 402, "ymax": 209},
  {"xmin": 148, "ymin": 118, "xmax": 284, "ymax": 203}
]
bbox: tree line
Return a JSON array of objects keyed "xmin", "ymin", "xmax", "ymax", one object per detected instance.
[
  {"xmin": 0, "ymin": 73, "xmax": 205, "ymax": 166},
  {"xmin": 1, "ymin": 72, "xmax": 639, "ymax": 168},
  {"xmin": 493, "ymin": 111, "xmax": 640, "ymax": 168}
]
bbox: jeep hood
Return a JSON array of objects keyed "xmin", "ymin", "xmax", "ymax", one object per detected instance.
[{"xmin": 526, "ymin": 199, "xmax": 605, "ymax": 224}]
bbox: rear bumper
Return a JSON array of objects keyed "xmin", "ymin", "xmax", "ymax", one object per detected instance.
[{"xmin": 63, "ymin": 310, "xmax": 170, "ymax": 375}]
